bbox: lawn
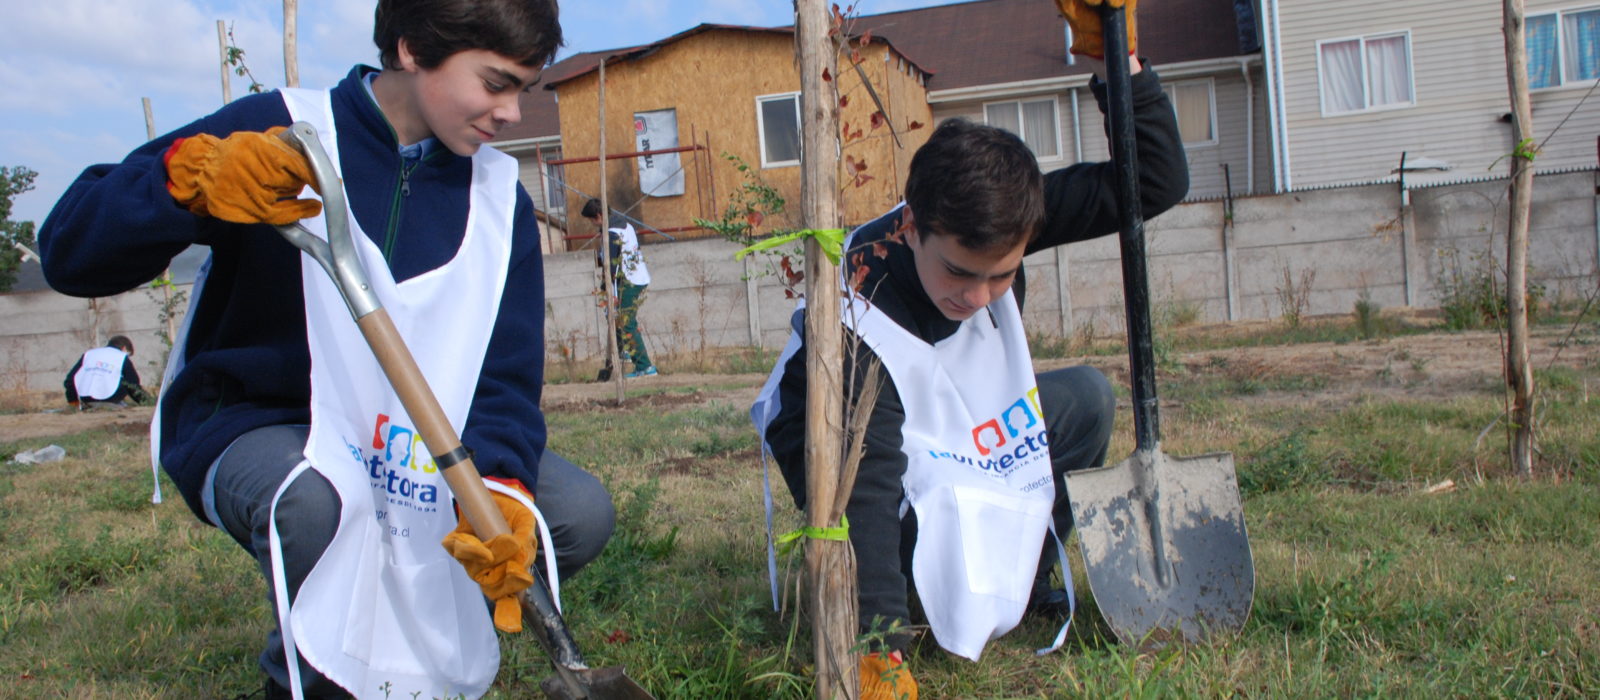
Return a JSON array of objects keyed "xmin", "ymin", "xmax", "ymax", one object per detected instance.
[{"xmin": 2, "ymin": 312, "xmax": 1597, "ymax": 698}]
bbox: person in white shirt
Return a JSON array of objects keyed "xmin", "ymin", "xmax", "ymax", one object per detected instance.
[{"xmin": 584, "ymin": 198, "xmax": 656, "ymax": 378}]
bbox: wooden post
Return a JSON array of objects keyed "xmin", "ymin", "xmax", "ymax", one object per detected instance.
[
  {"xmin": 597, "ymin": 59, "xmax": 624, "ymax": 403},
  {"xmin": 143, "ymin": 97, "xmax": 179, "ymax": 346},
  {"xmin": 1502, "ymin": 0, "xmax": 1535, "ymax": 478},
  {"xmin": 217, "ymin": 20, "xmax": 232, "ymax": 103},
  {"xmin": 797, "ymin": 1, "xmax": 855, "ymax": 697},
  {"xmin": 283, "ymin": 0, "xmax": 299, "ymax": 87}
]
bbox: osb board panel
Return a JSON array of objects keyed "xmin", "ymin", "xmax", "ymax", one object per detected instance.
[{"xmin": 554, "ymin": 31, "xmax": 933, "ymax": 249}]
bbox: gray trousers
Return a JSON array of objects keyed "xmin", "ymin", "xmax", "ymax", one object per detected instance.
[{"xmin": 210, "ymin": 425, "xmax": 616, "ymax": 697}]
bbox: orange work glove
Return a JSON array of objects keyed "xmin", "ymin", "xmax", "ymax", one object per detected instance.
[
  {"xmin": 1056, "ymin": 0, "xmax": 1138, "ymax": 60},
  {"xmin": 164, "ymin": 126, "xmax": 322, "ymax": 225},
  {"xmin": 860, "ymin": 651, "xmax": 918, "ymax": 700},
  {"xmin": 440, "ymin": 478, "xmax": 537, "ymax": 633}
]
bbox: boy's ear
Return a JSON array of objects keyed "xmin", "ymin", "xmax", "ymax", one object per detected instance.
[{"xmin": 396, "ymin": 37, "xmax": 420, "ymax": 72}]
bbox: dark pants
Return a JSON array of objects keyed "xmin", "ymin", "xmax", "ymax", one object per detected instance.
[{"xmin": 210, "ymin": 425, "xmax": 616, "ymax": 697}]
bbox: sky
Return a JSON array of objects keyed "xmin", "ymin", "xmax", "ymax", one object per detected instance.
[{"xmin": 1, "ymin": 0, "xmax": 954, "ymax": 228}]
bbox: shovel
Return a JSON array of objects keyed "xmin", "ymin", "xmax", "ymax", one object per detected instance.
[
  {"xmin": 274, "ymin": 123, "xmax": 655, "ymax": 700},
  {"xmin": 1061, "ymin": 6, "xmax": 1254, "ymax": 647}
]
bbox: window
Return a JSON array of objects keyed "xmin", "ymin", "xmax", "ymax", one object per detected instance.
[
  {"xmin": 1162, "ymin": 79, "xmax": 1218, "ymax": 146},
  {"xmin": 756, "ymin": 93, "xmax": 801, "ymax": 168},
  {"xmin": 540, "ymin": 145, "xmax": 565, "ymax": 213},
  {"xmin": 983, "ymin": 98, "xmax": 1060, "ymax": 159},
  {"xmin": 1317, "ymin": 32, "xmax": 1414, "ymax": 115},
  {"xmin": 1528, "ymin": 7, "xmax": 1600, "ymax": 89}
]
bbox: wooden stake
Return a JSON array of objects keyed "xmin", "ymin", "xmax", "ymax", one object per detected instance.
[
  {"xmin": 597, "ymin": 58, "xmax": 624, "ymax": 403},
  {"xmin": 143, "ymin": 97, "xmax": 179, "ymax": 346},
  {"xmin": 217, "ymin": 20, "xmax": 231, "ymax": 103},
  {"xmin": 1502, "ymin": 0, "xmax": 1535, "ymax": 478},
  {"xmin": 283, "ymin": 0, "xmax": 299, "ymax": 87},
  {"xmin": 797, "ymin": 1, "xmax": 855, "ymax": 697}
]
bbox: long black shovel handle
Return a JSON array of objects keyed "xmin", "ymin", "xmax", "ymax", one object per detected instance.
[
  {"xmin": 272, "ymin": 123, "xmax": 596, "ymax": 699},
  {"xmin": 1101, "ymin": 6, "xmax": 1160, "ymax": 451}
]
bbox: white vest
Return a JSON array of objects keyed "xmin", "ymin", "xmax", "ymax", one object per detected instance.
[
  {"xmin": 270, "ymin": 87, "xmax": 517, "ymax": 699},
  {"xmin": 753, "ymin": 234, "xmax": 1071, "ymax": 661},
  {"xmin": 613, "ymin": 223, "xmax": 650, "ymax": 286},
  {"xmin": 74, "ymin": 346, "xmax": 127, "ymax": 401}
]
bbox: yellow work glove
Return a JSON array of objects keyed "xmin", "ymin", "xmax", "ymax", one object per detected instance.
[
  {"xmin": 1056, "ymin": 0, "xmax": 1138, "ymax": 60},
  {"xmin": 164, "ymin": 126, "xmax": 322, "ymax": 225},
  {"xmin": 860, "ymin": 651, "xmax": 918, "ymax": 700},
  {"xmin": 440, "ymin": 478, "xmax": 537, "ymax": 633}
]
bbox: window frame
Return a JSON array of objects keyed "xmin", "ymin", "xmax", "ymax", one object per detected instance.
[
  {"xmin": 980, "ymin": 96, "xmax": 1063, "ymax": 160},
  {"xmin": 754, "ymin": 91, "xmax": 802, "ymax": 169},
  {"xmin": 1315, "ymin": 30, "xmax": 1416, "ymax": 117},
  {"xmin": 1528, "ymin": 5, "xmax": 1600, "ymax": 91},
  {"xmin": 1162, "ymin": 78, "xmax": 1220, "ymax": 148}
]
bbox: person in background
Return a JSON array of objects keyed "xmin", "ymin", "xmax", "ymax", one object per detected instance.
[
  {"xmin": 64, "ymin": 334, "xmax": 150, "ymax": 408},
  {"xmin": 584, "ymin": 197, "xmax": 657, "ymax": 379}
]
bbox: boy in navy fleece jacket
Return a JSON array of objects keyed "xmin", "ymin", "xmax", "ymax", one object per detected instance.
[{"xmin": 40, "ymin": 1, "xmax": 612, "ymax": 696}]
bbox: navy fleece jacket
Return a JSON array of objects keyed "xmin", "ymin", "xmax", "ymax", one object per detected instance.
[{"xmin": 39, "ymin": 66, "xmax": 548, "ymax": 521}]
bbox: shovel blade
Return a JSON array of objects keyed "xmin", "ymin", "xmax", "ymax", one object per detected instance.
[
  {"xmin": 1066, "ymin": 449, "xmax": 1254, "ymax": 646},
  {"xmin": 540, "ymin": 666, "xmax": 656, "ymax": 700}
]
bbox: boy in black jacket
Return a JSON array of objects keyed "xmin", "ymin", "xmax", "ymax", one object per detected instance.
[{"xmin": 754, "ymin": 18, "xmax": 1187, "ymax": 696}]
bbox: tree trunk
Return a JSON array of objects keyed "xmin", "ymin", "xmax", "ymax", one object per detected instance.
[
  {"xmin": 796, "ymin": 1, "xmax": 855, "ymax": 697},
  {"xmin": 1503, "ymin": 0, "xmax": 1535, "ymax": 479}
]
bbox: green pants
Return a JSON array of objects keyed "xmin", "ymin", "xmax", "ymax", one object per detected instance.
[{"xmin": 616, "ymin": 280, "xmax": 652, "ymax": 370}]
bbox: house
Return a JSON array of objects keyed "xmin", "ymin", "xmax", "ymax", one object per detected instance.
[
  {"xmin": 491, "ymin": 0, "xmax": 1264, "ymax": 252},
  {"xmin": 539, "ymin": 24, "xmax": 933, "ymax": 246},
  {"xmin": 1256, "ymin": 0, "xmax": 1599, "ymax": 190}
]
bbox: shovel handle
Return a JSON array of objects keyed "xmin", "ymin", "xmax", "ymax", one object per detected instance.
[
  {"xmin": 1100, "ymin": 6, "xmax": 1160, "ymax": 451},
  {"xmin": 272, "ymin": 125, "xmax": 598, "ymax": 697}
]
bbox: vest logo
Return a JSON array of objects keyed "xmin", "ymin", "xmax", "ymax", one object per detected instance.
[
  {"xmin": 972, "ymin": 387, "xmax": 1042, "ymax": 456},
  {"xmin": 338, "ymin": 413, "xmax": 441, "ymax": 513},
  {"xmin": 927, "ymin": 388, "xmax": 1048, "ymax": 478}
]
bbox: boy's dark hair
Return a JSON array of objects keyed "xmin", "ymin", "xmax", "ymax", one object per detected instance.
[
  {"xmin": 903, "ymin": 118, "xmax": 1044, "ymax": 252},
  {"xmin": 375, "ymin": 0, "xmax": 564, "ymax": 71},
  {"xmin": 107, "ymin": 335, "xmax": 134, "ymax": 353},
  {"xmin": 581, "ymin": 198, "xmax": 602, "ymax": 220}
]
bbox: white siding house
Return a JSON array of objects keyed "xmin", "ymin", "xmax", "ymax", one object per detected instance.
[{"xmin": 1259, "ymin": 0, "xmax": 1599, "ymax": 190}]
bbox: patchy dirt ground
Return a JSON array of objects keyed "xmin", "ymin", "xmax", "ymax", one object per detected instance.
[{"xmin": 8, "ymin": 318, "xmax": 1598, "ymax": 444}]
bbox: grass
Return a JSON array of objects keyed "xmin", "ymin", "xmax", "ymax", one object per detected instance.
[{"xmin": 3, "ymin": 321, "xmax": 1599, "ymax": 698}]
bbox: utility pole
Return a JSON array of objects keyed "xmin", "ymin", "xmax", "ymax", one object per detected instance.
[
  {"xmin": 216, "ymin": 20, "xmax": 232, "ymax": 103},
  {"xmin": 796, "ymin": 0, "xmax": 854, "ymax": 697},
  {"xmin": 598, "ymin": 58, "xmax": 624, "ymax": 403},
  {"xmin": 284, "ymin": 0, "xmax": 300, "ymax": 87},
  {"xmin": 1503, "ymin": 0, "xmax": 1535, "ymax": 478}
]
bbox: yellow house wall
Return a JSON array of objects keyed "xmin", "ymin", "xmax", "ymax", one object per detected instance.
[{"xmin": 554, "ymin": 30, "xmax": 932, "ymax": 249}]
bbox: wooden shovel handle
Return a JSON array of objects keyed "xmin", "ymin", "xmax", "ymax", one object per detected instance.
[{"xmin": 354, "ymin": 309, "xmax": 509, "ymax": 540}]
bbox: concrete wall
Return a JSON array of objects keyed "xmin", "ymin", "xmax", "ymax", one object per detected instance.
[{"xmin": 5, "ymin": 169, "xmax": 1595, "ymax": 392}]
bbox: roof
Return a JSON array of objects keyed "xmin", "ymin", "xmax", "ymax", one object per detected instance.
[
  {"xmin": 854, "ymin": 0, "xmax": 1252, "ymax": 91},
  {"xmin": 494, "ymin": 0, "xmax": 1253, "ymax": 142},
  {"xmin": 540, "ymin": 22, "xmax": 933, "ymax": 91}
]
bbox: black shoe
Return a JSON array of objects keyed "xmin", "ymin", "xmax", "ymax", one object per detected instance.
[{"xmin": 1027, "ymin": 587, "xmax": 1073, "ymax": 620}]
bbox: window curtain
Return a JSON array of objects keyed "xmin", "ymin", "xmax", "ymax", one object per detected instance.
[
  {"xmin": 1565, "ymin": 10, "xmax": 1600, "ymax": 83},
  {"xmin": 1021, "ymin": 99, "xmax": 1059, "ymax": 157},
  {"xmin": 1172, "ymin": 82, "xmax": 1215, "ymax": 143},
  {"xmin": 985, "ymin": 102, "xmax": 1021, "ymax": 136},
  {"xmin": 1320, "ymin": 39, "xmax": 1364, "ymax": 113},
  {"xmin": 760, "ymin": 97, "xmax": 800, "ymax": 164},
  {"xmin": 1527, "ymin": 14, "xmax": 1559, "ymax": 88},
  {"xmin": 1366, "ymin": 35, "xmax": 1412, "ymax": 107}
]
